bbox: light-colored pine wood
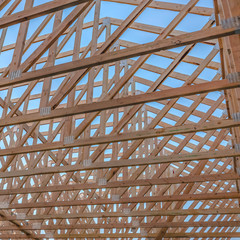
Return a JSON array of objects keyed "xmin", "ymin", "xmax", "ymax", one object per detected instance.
[{"xmin": 0, "ymin": 0, "xmax": 239, "ymax": 239}]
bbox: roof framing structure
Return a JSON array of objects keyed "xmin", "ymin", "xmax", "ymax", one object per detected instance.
[{"xmin": 0, "ymin": 0, "xmax": 240, "ymax": 239}]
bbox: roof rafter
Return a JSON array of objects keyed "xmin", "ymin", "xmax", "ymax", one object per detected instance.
[{"xmin": 0, "ymin": 0, "xmax": 239, "ymax": 239}]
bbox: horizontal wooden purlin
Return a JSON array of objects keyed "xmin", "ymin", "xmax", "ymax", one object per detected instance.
[
  {"xmin": 102, "ymin": 0, "xmax": 213, "ymax": 16},
  {"xmin": 0, "ymin": 234, "xmax": 155, "ymax": 239},
  {"xmin": 7, "ymin": 208, "xmax": 240, "ymax": 221},
  {"xmin": 1, "ymin": 0, "xmax": 239, "ymax": 238},
  {"xmin": 4, "ymin": 192, "xmax": 240, "ymax": 209},
  {"xmin": 0, "ymin": 119, "xmax": 239, "ymax": 157},
  {"xmin": 0, "ymin": 26, "xmax": 237, "ymax": 88},
  {"xmin": 0, "ymin": 172, "xmax": 237, "ymax": 195},
  {"xmin": 0, "ymin": 0, "xmax": 90, "ymax": 29},
  {"xmin": 1, "ymin": 79, "xmax": 239, "ymax": 128},
  {"xmin": 1, "ymin": 232, "xmax": 240, "ymax": 239},
  {"xmin": 0, "ymin": 150, "xmax": 238, "ymax": 178},
  {"xmin": 1, "ymin": 220, "xmax": 238, "ymax": 231},
  {"xmin": 157, "ymin": 233, "xmax": 240, "ymax": 238},
  {"xmin": 0, "ymin": 18, "xmax": 217, "ymax": 59}
]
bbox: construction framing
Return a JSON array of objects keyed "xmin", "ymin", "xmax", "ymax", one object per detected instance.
[{"xmin": 0, "ymin": 0, "xmax": 240, "ymax": 239}]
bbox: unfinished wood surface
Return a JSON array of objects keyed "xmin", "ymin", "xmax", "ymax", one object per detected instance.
[{"xmin": 0, "ymin": 0, "xmax": 239, "ymax": 239}]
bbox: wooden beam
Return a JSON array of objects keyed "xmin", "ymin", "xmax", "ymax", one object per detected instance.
[
  {"xmin": 0, "ymin": 79, "xmax": 239, "ymax": 128},
  {"xmin": 3, "ymin": 192, "xmax": 240, "ymax": 209},
  {"xmin": 1, "ymin": 0, "xmax": 238, "ymax": 237},
  {"xmin": 0, "ymin": 119, "xmax": 239, "ymax": 157},
  {"xmin": 0, "ymin": 173, "xmax": 237, "ymax": 195},
  {"xmin": 161, "ymin": 233, "xmax": 240, "ymax": 238},
  {"xmin": 0, "ymin": 20, "xmax": 217, "ymax": 64},
  {"xmin": 0, "ymin": 213, "xmax": 38, "ymax": 240},
  {"xmin": 219, "ymin": 0, "xmax": 240, "ymax": 215},
  {"xmin": 0, "ymin": 26, "xmax": 238, "ymax": 88},
  {"xmin": 0, "ymin": 220, "xmax": 238, "ymax": 230},
  {"xmin": 0, "ymin": 149, "xmax": 238, "ymax": 178},
  {"xmin": 6, "ymin": 207, "xmax": 240, "ymax": 220},
  {"xmin": 1, "ymin": 232, "xmax": 240, "ymax": 239},
  {"xmin": 0, "ymin": 0, "xmax": 91, "ymax": 29},
  {"xmin": 0, "ymin": 0, "xmax": 11, "ymax": 11},
  {"xmin": 102, "ymin": 0, "xmax": 213, "ymax": 16}
]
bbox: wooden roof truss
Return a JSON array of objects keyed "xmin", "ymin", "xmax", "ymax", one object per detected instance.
[{"xmin": 0, "ymin": 0, "xmax": 240, "ymax": 239}]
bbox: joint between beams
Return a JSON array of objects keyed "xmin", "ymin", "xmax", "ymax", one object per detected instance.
[
  {"xmin": 226, "ymin": 72, "xmax": 240, "ymax": 83},
  {"xmin": 221, "ymin": 16, "xmax": 240, "ymax": 32},
  {"xmin": 83, "ymin": 159, "xmax": 92, "ymax": 167},
  {"xmin": 234, "ymin": 143, "xmax": 240, "ymax": 153},
  {"xmin": 132, "ymin": 220, "xmax": 140, "ymax": 227},
  {"xmin": 123, "ymin": 208, "xmax": 131, "ymax": 215},
  {"xmin": 0, "ymin": 202, "xmax": 9, "ymax": 208},
  {"xmin": 130, "ymin": 227, "xmax": 137, "ymax": 233},
  {"xmin": 9, "ymin": 69, "xmax": 22, "ymax": 80},
  {"xmin": 110, "ymin": 40, "xmax": 119, "ymax": 50},
  {"xmin": 112, "ymin": 194, "xmax": 120, "ymax": 201},
  {"xmin": 40, "ymin": 107, "xmax": 51, "ymax": 116},
  {"xmin": 141, "ymin": 229, "xmax": 148, "ymax": 237},
  {"xmin": 45, "ymin": 233, "xmax": 54, "ymax": 238},
  {"xmin": 32, "ymin": 223, "xmax": 41, "ymax": 230},
  {"xmin": 214, "ymin": 42, "xmax": 220, "ymax": 50},
  {"xmin": 64, "ymin": 136, "xmax": 74, "ymax": 145},
  {"xmin": 97, "ymin": 178, "xmax": 107, "ymax": 186},
  {"xmin": 209, "ymin": 13, "xmax": 215, "ymax": 21},
  {"xmin": 236, "ymin": 167, "xmax": 240, "ymax": 176},
  {"xmin": 16, "ymin": 213, "xmax": 26, "ymax": 220},
  {"xmin": 232, "ymin": 112, "xmax": 240, "ymax": 122},
  {"xmin": 120, "ymin": 59, "xmax": 128, "ymax": 67},
  {"xmin": 102, "ymin": 17, "xmax": 111, "ymax": 26}
]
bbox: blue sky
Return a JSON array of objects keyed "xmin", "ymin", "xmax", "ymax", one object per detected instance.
[{"xmin": 0, "ymin": 0, "xmax": 239, "ymax": 237}]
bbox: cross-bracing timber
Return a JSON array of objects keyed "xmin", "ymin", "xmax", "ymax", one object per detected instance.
[{"xmin": 0, "ymin": 0, "xmax": 240, "ymax": 239}]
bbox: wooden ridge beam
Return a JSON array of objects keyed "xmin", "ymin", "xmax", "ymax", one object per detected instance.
[
  {"xmin": 0, "ymin": 26, "xmax": 238, "ymax": 88},
  {"xmin": 0, "ymin": 0, "xmax": 91, "ymax": 29},
  {"xmin": 0, "ymin": 150, "xmax": 238, "ymax": 178},
  {"xmin": 0, "ymin": 172, "xmax": 237, "ymax": 195},
  {"xmin": 0, "ymin": 119, "xmax": 239, "ymax": 157},
  {"xmin": 0, "ymin": 79, "xmax": 239, "ymax": 128},
  {"xmin": 3, "ymin": 192, "xmax": 240, "ymax": 209},
  {"xmin": 0, "ymin": 220, "xmax": 239, "ymax": 230},
  {"xmin": 6, "ymin": 207, "xmax": 240, "ymax": 220}
]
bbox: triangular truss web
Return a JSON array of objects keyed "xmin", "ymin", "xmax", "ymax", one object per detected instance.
[{"xmin": 0, "ymin": 0, "xmax": 240, "ymax": 239}]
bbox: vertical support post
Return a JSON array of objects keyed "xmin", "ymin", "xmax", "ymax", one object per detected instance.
[{"xmin": 218, "ymin": 0, "xmax": 240, "ymax": 198}]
